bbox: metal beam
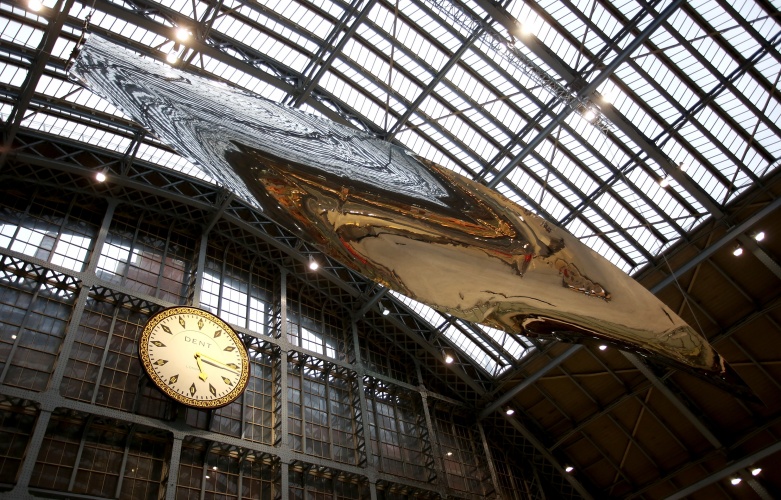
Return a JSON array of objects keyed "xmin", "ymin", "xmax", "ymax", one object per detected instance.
[
  {"xmin": 650, "ymin": 194, "xmax": 781, "ymax": 294},
  {"xmin": 505, "ymin": 416, "xmax": 593, "ymax": 499},
  {"xmin": 666, "ymin": 440, "xmax": 781, "ymax": 500},
  {"xmin": 622, "ymin": 353, "xmax": 722, "ymax": 449},
  {"xmin": 487, "ymin": 0, "xmax": 685, "ymax": 189},
  {"xmin": 478, "ymin": 345, "xmax": 582, "ymax": 420},
  {"xmin": 290, "ymin": 0, "xmax": 378, "ymax": 107},
  {"xmin": 386, "ymin": 26, "xmax": 483, "ymax": 139}
]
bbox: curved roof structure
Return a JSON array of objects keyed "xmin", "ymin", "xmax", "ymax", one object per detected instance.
[{"xmin": 1, "ymin": 0, "xmax": 780, "ymax": 497}]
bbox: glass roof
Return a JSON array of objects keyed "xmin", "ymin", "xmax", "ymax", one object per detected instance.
[{"xmin": 0, "ymin": 0, "xmax": 778, "ymax": 377}]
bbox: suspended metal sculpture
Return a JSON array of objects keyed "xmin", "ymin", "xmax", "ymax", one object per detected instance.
[{"xmin": 70, "ymin": 36, "xmax": 751, "ymax": 396}]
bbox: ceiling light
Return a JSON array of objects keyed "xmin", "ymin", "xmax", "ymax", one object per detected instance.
[
  {"xmin": 751, "ymin": 467, "xmax": 761, "ymax": 476},
  {"xmin": 379, "ymin": 303, "xmax": 390, "ymax": 316},
  {"xmin": 565, "ymin": 465, "xmax": 574, "ymax": 473},
  {"xmin": 11, "ymin": 334, "xmax": 16, "ymax": 340},
  {"xmin": 505, "ymin": 407, "xmax": 515, "ymax": 416},
  {"xmin": 95, "ymin": 170, "xmax": 107, "ymax": 182},
  {"xmin": 598, "ymin": 344, "xmax": 607, "ymax": 351},
  {"xmin": 659, "ymin": 177, "xmax": 670, "ymax": 188},
  {"xmin": 732, "ymin": 245, "xmax": 743, "ymax": 257},
  {"xmin": 308, "ymin": 257, "xmax": 319, "ymax": 270},
  {"xmin": 205, "ymin": 475, "xmax": 210, "ymax": 479},
  {"xmin": 678, "ymin": 161, "xmax": 688, "ymax": 173},
  {"xmin": 754, "ymin": 231, "xmax": 765, "ymax": 242},
  {"xmin": 165, "ymin": 50, "xmax": 179, "ymax": 65},
  {"xmin": 446, "ymin": 451, "xmax": 453, "ymax": 456},
  {"xmin": 175, "ymin": 27, "xmax": 191, "ymax": 42},
  {"xmin": 582, "ymin": 108, "xmax": 596, "ymax": 122},
  {"xmin": 28, "ymin": 0, "xmax": 43, "ymax": 11},
  {"xmin": 444, "ymin": 353, "xmax": 454, "ymax": 364},
  {"xmin": 730, "ymin": 476, "xmax": 741, "ymax": 486}
]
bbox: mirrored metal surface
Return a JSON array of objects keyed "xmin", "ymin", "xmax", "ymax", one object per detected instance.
[{"xmin": 70, "ymin": 37, "xmax": 744, "ymax": 391}]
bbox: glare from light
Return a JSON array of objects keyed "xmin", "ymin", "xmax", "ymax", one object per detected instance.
[
  {"xmin": 678, "ymin": 161, "xmax": 688, "ymax": 173},
  {"xmin": 381, "ymin": 304, "xmax": 390, "ymax": 316},
  {"xmin": 205, "ymin": 475, "xmax": 210, "ymax": 479},
  {"xmin": 659, "ymin": 177, "xmax": 670, "ymax": 188},
  {"xmin": 565, "ymin": 466, "xmax": 574, "ymax": 473},
  {"xmin": 505, "ymin": 407, "xmax": 515, "ymax": 416},
  {"xmin": 308, "ymin": 258, "xmax": 319, "ymax": 270},
  {"xmin": 730, "ymin": 477, "xmax": 741, "ymax": 486},
  {"xmin": 582, "ymin": 109, "xmax": 596, "ymax": 122},
  {"xmin": 95, "ymin": 171, "xmax": 107, "ymax": 182},
  {"xmin": 444, "ymin": 354, "xmax": 454, "ymax": 364},
  {"xmin": 175, "ymin": 28, "xmax": 191, "ymax": 42},
  {"xmin": 733, "ymin": 246, "xmax": 743, "ymax": 257},
  {"xmin": 212, "ymin": 466, "xmax": 217, "ymax": 470},
  {"xmin": 28, "ymin": 0, "xmax": 43, "ymax": 11},
  {"xmin": 751, "ymin": 467, "xmax": 761, "ymax": 476},
  {"xmin": 754, "ymin": 231, "xmax": 765, "ymax": 242},
  {"xmin": 598, "ymin": 344, "xmax": 607, "ymax": 351},
  {"xmin": 165, "ymin": 50, "xmax": 179, "ymax": 65},
  {"xmin": 11, "ymin": 334, "xmax": 16, "ymax": 340},
  {"xmin": 446, "ymin": 451, "xmax": 453, "ymax": 456}
]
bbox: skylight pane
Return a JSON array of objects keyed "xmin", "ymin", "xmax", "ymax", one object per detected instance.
[{"xmin": 388, "ymin": 291, "xmax": 499, "ymax": 376}]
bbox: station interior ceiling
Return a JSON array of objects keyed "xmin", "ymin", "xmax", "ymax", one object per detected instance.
[{"xmin": 0, "ymin": 0, "xmax": 780, "ymax": 498}]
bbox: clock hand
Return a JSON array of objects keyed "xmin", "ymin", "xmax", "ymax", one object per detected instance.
[
  {"xmin": 195, "ymin": 352, "xmax": 239, "ymax": 373},
  {"xmin": 194, "ymin": 353, "xmax": 208, "ymax": 380}
]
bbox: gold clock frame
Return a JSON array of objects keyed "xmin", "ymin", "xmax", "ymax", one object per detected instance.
[{"xmin": 138, "ymin": 306, "xmax": 250, "ymax": 409}]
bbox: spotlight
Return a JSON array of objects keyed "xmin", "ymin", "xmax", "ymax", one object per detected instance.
[
  {"xmin": 166, "ymin": 50, "xmax": 179, "ymax": 65},
  {"xmin": 446, "ymin": 451, "xmax": 453, "ymax": 456},
  {"xmin": 751, "ymin": 467, "xmax": 761, "ymax": 476},
  {"xmin": 308, "ymin": 256, "xmax": 319, "ymax": 270},
  {"xmin": 754, "ymin": 231, "xmax": 765, "ymax": 242},
  {"xmin": 678, "ymin": 161, "xmax": 688, "ymax": 173},
  {"xmin": 598, "ymin": 344, "xmax": 607, "ymax": 351},
  {"xmin": 732, "ymin": 245, "xmax": 743, "ymax": 257},
  {"xmin": 565, "ymin": 465, "xmax": 574, "ymax": 473},
  {"xmin": 659, "ymin": 176, "xmax": 671, "ymax": 188},
  {"xmin": 28, "ymin": 0, "xmax": 43, "ymax": 11},
  {"xmin": 505, "ymin": 407, "xmax": 515, "ymax": 416},
  {"xmin": 730, "ymin": 476, "xmax": 741, "ymax": 486},
  {"xmin": 444, "ymin": 353, "xmax": 454, "ymax": 364},
  {"xmin": 175, "ymin": 27, "xmax": 191, "ymax": 42},
  {"xmin": 379, "ymin": 303, "xmax": 390, "ymax": 316},
  {"xmin": 95, "ymin": 170, "xmax": 107, "ymax": 182}
]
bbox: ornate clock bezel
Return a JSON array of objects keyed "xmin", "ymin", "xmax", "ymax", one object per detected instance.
[{"xmin": 138, "ymin": 306, "xmax": 250, "ymax": 409}]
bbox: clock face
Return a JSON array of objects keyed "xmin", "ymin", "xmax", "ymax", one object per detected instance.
[{"xmin": 138, "ymin": 306, "xmax": 250, "ymax": 409}]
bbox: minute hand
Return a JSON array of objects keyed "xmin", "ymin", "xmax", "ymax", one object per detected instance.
[{"xmin": 195, "ymin": 352, "xmax": 239, "ymax": 372}]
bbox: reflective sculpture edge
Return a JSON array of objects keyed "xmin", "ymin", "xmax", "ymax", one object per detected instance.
[{"xmin": 70, "ymin": 36, "xmax": 756, "ymax": 401}]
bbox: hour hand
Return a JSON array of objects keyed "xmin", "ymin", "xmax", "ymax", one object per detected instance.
[{"xmin": 194, "ymin": 353, "xmax": 208, "ymax": 380}]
